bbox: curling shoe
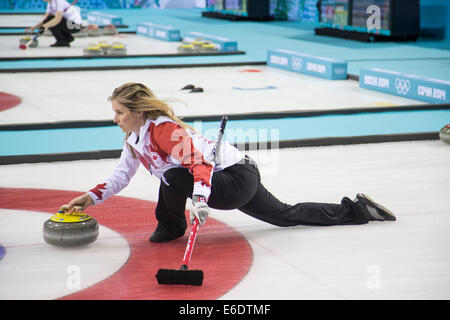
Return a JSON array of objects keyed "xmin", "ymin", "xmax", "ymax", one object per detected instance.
[
  {"xmin": 66, "ymin": 34, "xmax": 75, "ymax": 44},
  {"xmin": 149, "ymin": 224, "xmax": 185, "ymax": 243},
  {"xmin": 354, "ymin": 193, "xmax": 396, "ymax": 222},
  {"xmin": 50, "ymin": 41, "xmax": 70, "ymax": 47}
]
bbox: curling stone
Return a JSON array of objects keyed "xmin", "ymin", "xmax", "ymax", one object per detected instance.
[
  {"xmin": 198, "ymin": 43, "xmax": 218, "ymax": 53},
  {"xmin": 28, "ymin": 39, "xmax": 38, "ymax": 48},
  {"xmin": 102, "ymin": 24, "xmax": 118, "ymax": 36},
  {"xmin": 97, "ymin": 41, "xmax": 111, "ymax": 53},
  {"xmin": 87, "ymin": 24, "xmax": 102, "ymax": 37},
  {"xmin": 43, "ymin": 211, "xmax": 99, "ymax": 247},
  {"xmin": 191, "ymin": 38, "xmax": 205, "ymax": 49},
  {"xmin": 83, "ymin": 45, "xmax": 104, "ymax": 56},
  {"xmin": 192, "ymin": 40, "xmax": 205, "ymax": 51},
  {"xmin": 439, "ymin": 124, "xmax": 450, "ymax": 144},
  {"xmin": 20, "ymin": 36, "xmax": 31, "ymax": 45},
  {"xmin": 106, "ymin": 43, "xmax": 127, "ymax": 55},
  {"xmin": 73, "ymin": 27, "xmax": 88, "ymax": 38},
  {"xmin": 177, "ymin": 43, "xmax": 196, "ymax": 53}
]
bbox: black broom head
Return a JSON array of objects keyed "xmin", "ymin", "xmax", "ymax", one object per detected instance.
[{"xmin": 156, "ymin": 268, "xmax": 204, "ymax": 286}]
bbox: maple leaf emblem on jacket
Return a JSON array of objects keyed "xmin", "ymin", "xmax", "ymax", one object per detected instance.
[{"xmin": 91, "ymin": 183, "xmax": 107, "ymax": 200}]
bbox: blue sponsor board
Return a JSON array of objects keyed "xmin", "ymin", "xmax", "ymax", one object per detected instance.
[
  {"xmin": 267, "ymin": 49, "xmax": 347, "ymax": 80},
  {"xmin": 136, "ymin": 22, "xmax": 181, "ymax": 42},
  {"xmin": 183, "ymin": 32, "xmax": 238, "ymax": 52},
  {"xmin": 359, "ymin": 68, "xmax": 450, "ymax": 104},
  {"xmin": 87, "ymin": 11, "xmax": 123, "ymax": 26}
]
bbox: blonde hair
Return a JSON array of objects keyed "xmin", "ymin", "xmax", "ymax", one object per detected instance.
[{"xmin": 109, "ymin": 82, "xmax": 193, "ymax": 157}]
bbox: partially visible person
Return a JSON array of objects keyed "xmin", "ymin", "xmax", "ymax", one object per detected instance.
[{"xmin": 25, "ymin": 0, "xmax": 83, "ymax": 47}]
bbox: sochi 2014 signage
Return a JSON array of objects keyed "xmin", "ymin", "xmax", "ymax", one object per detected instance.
[
  {"xmin": 360, "ymin": 68, "xmax": 449, "ymax": 104},
  {"xmin": 267, "ymin": 49, "xmax": 348, "ymax": 80}
]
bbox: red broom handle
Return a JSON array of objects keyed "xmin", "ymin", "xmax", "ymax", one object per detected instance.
[
  {"xmin": 181, "ymin": 217, "xmax": 200, "ymax": 269},
  {"xmin": 64, "ymin": 0, "xmax": 79, "ymax": 12}
]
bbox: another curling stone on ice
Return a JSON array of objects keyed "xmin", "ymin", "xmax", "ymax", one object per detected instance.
[
  {"xmin": 199, "ymin": 43, "xmax": 218, "ymax": 53},
  {"xmin": 106, "ymin": 42, "xmax": 127, "ymax": 55},
  {"xmin": 74, "ymin": 27, "xmax": 88, "ymax": 37},
  {"xmin": 192, "ymin": 38, "xmax": 206, "ymax": 50},
  {"xmin": 20, "ymin": 36, "xmax": 31, "ymax": 45},
  {"xmin": 102, "ymin": 24, "xmax": 118, "ymax": 36},
  {"xmin": 97, "ymin": 41, "xmax": 111, "ymax": 53},
  {"xmin": 43, "ymin": 211, "xmax": 99, "ymax": 247},
  {"xmin": 83, "ymin": 45, "xmax": 103, "ymax": 56},
  {"xmin": 29, "ymin": 39, "xmax": 38, "ymax": 48},
  {"xmin": 177, "ymin": 43, "xmax": 195, "ymax": 53},
  {"xmin": 87, "ymin": 24, "xmax": 102, "ymax": 37},
  {"xmin": 439, "ymin": 124, "xmax": 450, "ymax": 144}
]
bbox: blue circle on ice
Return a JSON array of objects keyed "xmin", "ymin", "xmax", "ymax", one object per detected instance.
[{"xmin": 0, "ymin": 244, "xmax": 5, "ymax": 261}]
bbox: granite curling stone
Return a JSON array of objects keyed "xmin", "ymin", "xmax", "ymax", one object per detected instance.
[
  {"xmin": 97, "ymin": 41, "xmax": 111, "ymax": 53},
  {"xmin": 177, "ymin": 42, "xmax": 196, "ymax": 53},
  {"xmin": 83, "ymin": 45, "xmax": 104, "ymax": 56},
  {"xmin": 28, "ymin": 39, "xmax": 38, "ymax": 48},
  {"xmin": 198, "ymin": 43, "xmax": 218, "ymax": 53},
  {"xmin": 439, "ymin": 124, "xmax": 450, "ymax": 144},
  {"xmin": 43, "ymin": 211, "xmax": 99, "ymax": 247},
  {"xmin": 102, "ymin": 24, "xmax": 118, "ymax": 36},
  {"xmin": 74, "ymin": 27, "xmax": 88, "ymax": 37},
  {"xmin": 87, "ymin": 24, "xmax": 102, "ymax": 37},
  {"xmin": 20, "ymin": 36, "xmax": 31, "ymax": 45},
  {"xmin": 106, "ymin": 42, "xmax": 127, "ymax": 55}
]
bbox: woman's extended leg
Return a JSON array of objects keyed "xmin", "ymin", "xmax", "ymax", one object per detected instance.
[{"xmin": 237, "ymin": 163, "xmax": 369, "ymax": 226}]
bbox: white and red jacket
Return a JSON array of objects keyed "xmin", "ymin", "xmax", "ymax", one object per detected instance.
[
  {"xmin": 87, "ymin": 116, "xmax": 244, "ymax": 205},
  {"xmin": 46, "ymin": 0, "xmax": 83, "ymax": 25}
]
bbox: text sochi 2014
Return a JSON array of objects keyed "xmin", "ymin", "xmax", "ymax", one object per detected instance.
[{"xmin": 418, "ymin": 85, "xmax": 446, "ymax": 101}]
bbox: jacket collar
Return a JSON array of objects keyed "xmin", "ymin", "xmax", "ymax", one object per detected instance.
[
  {"xmin": 126, "ymin": 118, "xmax": 151, "ymax": 155},
  {"xmin": 125, "ymin": 116, "xmax": 176, "ymax": 154}
]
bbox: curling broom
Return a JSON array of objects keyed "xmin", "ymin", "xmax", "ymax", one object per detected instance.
[{"xmin": 155, "ymin": 116, "xmax": 228, "ymax": 286}]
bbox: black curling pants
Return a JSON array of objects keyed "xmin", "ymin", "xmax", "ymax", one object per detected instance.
[
  {"xmin": 154, "ymin": 157, "xmax": 369, "ymax": 235},
  {"xmin": 43, "ymin": 15, "xmax": 81, "ymax": 43}
]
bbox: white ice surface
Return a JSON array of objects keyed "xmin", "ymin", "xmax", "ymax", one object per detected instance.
[
  {"xmin": 1, "ymin": 141, "xmax": 449, "ymax": 299},
  {"xmin": 0, "ymin": 66, "xmax": 424, "ymax": 125},
  {"xmin": 0, "ymin": 14, "xmax": 44, "ymax": 27}
]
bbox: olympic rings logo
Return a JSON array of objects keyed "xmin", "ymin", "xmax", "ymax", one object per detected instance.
[
  {"xmin": 291, "ymin": 57, "xmax": 303, "ymax": 71},
  {"xmin": 395, "ymin": 78, "xmax": 411, "ymax": 95},
  {"xmin": 334, "ymin": 67, "xmax": 346, "ymax": 75}
]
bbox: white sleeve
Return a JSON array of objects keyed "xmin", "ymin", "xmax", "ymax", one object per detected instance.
[
  {"xmin": 55, "ymin": 0, "xmax": 64, "ymax": 12},
  {"xmin": 87, "ymin": 144, "xmax": 140, "ymax": 205}
]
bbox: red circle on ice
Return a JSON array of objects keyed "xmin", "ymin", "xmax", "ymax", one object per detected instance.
[
  {"xmin": 0, "ymin": 91, "xmax": 22, "ymax": 112},
  {"xmin": 239, "ymin": 69, "xmax": 262, "ymax": 73},
  {"xmin": 0, "ymin": 188, "xmax": 253, "ymax": 299}
]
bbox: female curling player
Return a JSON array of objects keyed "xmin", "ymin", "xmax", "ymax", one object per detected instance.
[
  {"xmin": 25, "ymin": 0, "xmax": 82, "ymax": 47},
  {"xmin": 60, "ymin": 82, "xmax": 396, "ymax": 243}
]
